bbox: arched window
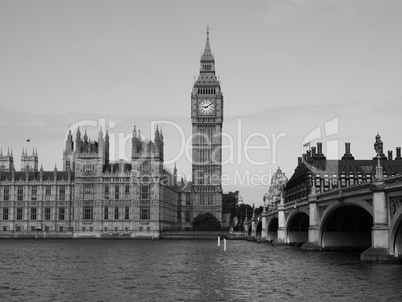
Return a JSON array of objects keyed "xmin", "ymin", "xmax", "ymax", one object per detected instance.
[{"xmin": 140, "ymin": 161, "xmax": 150, "ymax": 173}]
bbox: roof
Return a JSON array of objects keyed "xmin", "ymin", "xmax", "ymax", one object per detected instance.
[
  {"xmin": 286, "ymin": 158, "xmax": 402, "ymax": 188},
  {"xmin": 201, "ymin": 30, "xmax": 214, "ymax": 62}
]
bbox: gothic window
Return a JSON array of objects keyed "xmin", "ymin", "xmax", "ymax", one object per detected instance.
[
  {"xmin": 83, "ymin": 184, "xmax": 94, "ymax": 200},
  {"xmin": 83, "ymin": 164, "xmax": 95, "ymax": 176},
  {"xmin": 324, "ymin": 179, "xmax": 330, "ymax": 190},
  {"xmin": 104, "ymin": 206, "xmax": 109, "ymax": 220},
  {"xmin": 2, "ymin": 207, "xmax": 9, "ymax": 220},
  {"xmin": 17, "ymin": 186, "xmax": 23, "ymax": 201},
  {"xmin": 114, "ymin": 206, "xmax": 119, "ymax": 220},
  {"xmin": 83, "ymin": 206, "xmax": 93, "ymax": 220},
  {"xmin": 44, "ymin": 207, "xmax": 51, "ymax": 220},
  {"xmin": 31, "ymin": 186, "xmax": 37, "ymax": 201},
  {"xmin": 186, "ymin": 193, "xmax": 191, "ymax": 206},
  {"xmin": 185, "ymin": 211, "xmax": 191, "ymax": 222},
  {"xmin": 124, "ymin": 206, "xmax": 129, "ymax": 220},
  {"xmin": 341, "ymin": 178, "xmax": 346, "ymax": 187},
  {"xmin": 115, "ymin": 185, "xmax": 119, "ymax": 200},
  {"xmin": 141, "ymin": 185, "xmax": 150, "ymax": 200},
  {"xmin": 59, "ymin": 186, "xmax": 66, "ymax": 201},
  {"xmin": 45, "ymin": 186, "xmax": 51, "ymax": 201},
  {"xmin": 59, "ymin": 207, "xmax": 65, "ymax": 220},
  {"xmin": 104, "ymin": 184, "xmax": 109, "ymax": 200},
  {"xmin": 140, "ymin": 161, "xmax": 150, "ymax": 173},
  {"xmin": 31, "ymin": 208, "xmax": 37, "ymax": 220},
  {"xmin": 140, "ymin": 200, "xmax": 150, "ymax": 220},
  {"xmin": 16, "ymin": 207, "xmax": 23, "ymax": 220},
  {"xmin": 3, "ymin": 186, "xmax": 10, "ymax": 201},
  {"xmin": 125, "ymin": 184, "xmax": 130, "ymax": 199}
]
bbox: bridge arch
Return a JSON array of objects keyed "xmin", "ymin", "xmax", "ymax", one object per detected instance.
[
  {"xmin": 320, "ymin": 203, "xmax": 372, "ymax": 249},
  {"xmin": 286, "ymin": 210, "xmax": 309, "ymax": 245},
  {"xmin": 390, "ymin": 205, "xmax": 402, "ymax": 256},
  {"xmin": 267, "ymin": 216, "xmax": 278, "ymax": 242}
]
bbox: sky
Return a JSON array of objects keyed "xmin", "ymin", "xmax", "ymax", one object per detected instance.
[{"xmin": 1, "ymin": 0, "xmax": 402, "ymax": 206}]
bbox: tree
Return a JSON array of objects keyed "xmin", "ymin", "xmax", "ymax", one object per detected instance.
[
  {"xmin": 237, "ymin": 203, "xmax": 253, "ymax": 222},
  {"xmin": 222, "ymin": 191, "xmax": 238, "ymax": 219},
  {"xmin": 254, "ymin": 206, "xmax": 264, "ymax": 216},
  {"xmin": 192, "ymin": 213, "xmax": 222, "ymax": 231}
]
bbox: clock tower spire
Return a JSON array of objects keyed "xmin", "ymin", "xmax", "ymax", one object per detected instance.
[{"xmin": 191, "ymin": 27, "xmax": 223, "ymax": 224}]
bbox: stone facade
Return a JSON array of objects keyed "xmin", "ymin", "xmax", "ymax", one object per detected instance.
[
  {"xmin": 0, "ymin": 126, "xmax": 191, "ymax": 238},
  {"xmin": 0, "ymin": 32, "xmax": 223, "ymax": 237},
  {"xmin": 191, "ymin": 29, "xmax": 223, "ymax": 222}
]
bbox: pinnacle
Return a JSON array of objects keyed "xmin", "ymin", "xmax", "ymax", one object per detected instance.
[{"xmin": 201, "ymin": 27, "xmax": 214, "ymax": 62}]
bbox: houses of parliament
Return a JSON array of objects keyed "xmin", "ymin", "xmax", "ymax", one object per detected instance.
[{"xmin": 0, "ymin": 31, "xmax": 224, "ymax": 238}]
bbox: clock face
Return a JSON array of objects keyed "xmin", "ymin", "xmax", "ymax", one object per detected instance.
[{"xmin": 198, "ymin": 99, "xmax": 215, "ymax": 115}]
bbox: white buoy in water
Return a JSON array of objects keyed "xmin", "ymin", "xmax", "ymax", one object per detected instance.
[
  {"xmin": 224, "ymin": 238, "xmax": 227, "ymax": 251},
  {"xmin": 218, "ymin": 236, "xmax": 220, "ymax": 246}
]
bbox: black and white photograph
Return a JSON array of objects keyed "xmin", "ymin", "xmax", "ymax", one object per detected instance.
[{"xmin": 1, "ymin": 1, "xmax": 402, "ymax": 301}]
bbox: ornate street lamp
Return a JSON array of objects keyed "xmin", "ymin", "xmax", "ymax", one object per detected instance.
[{"xmin": 263, "ymin": 193, "xmax": 269, "ymax": 212}]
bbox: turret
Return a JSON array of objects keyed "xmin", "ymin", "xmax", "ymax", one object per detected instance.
[
  {"xmin": 98, "ymin": 126, "xmax": 105, "ymax": 162},
  {"xmin": 132, "ymin": 126, "xmax": 139, "ymax": 158},
  {"xmin": 21, "ymin": 147, "xmax": 39, "ymax": 172},
  {"xmin": 66, "ymin": 129, "xmax": 73, "ymax": 153},
  {"xmin": 83, "ymin": 130, "xmax": 88, "ymax": 152},
  {"xmin": 64, "ymin": 129, "xmax": 74, "ymax": 171},
  {"xmin": 154, "ymin": 126, "xmax": 160, "ymax": 158},
  {"xmin": 39, "ymin": 165, "xmax": 43, "ymax": 182},
  {"xmin": 54, "ymin": 165, "xmax": 58, "ymax": 182},
  {"xmin": 173, "ymin": 163, "xmax": 177, "ymax": 186},
  {"xmin": 76, "ymin": 127, "xmax": 82, "ymax": 153},
  {"xmin": 0, "ymin": 147, "xmax": 14, "ymax": 171},
  {"xmin": 160, "ymin": 129, "xmax": 164, "ymax": 161},
  {"xmin": 102, "ymin": 129, "xmax": 109, "ymax": 166}
]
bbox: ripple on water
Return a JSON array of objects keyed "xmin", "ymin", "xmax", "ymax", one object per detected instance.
[{"xmin": 0, "ymin": 240, "xmax": 401, "ymax": 301}]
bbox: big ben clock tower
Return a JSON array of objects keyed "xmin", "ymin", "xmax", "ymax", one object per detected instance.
[{"xmin": 191, "ymin": 27, "xmax": 223, "ymax": 222}]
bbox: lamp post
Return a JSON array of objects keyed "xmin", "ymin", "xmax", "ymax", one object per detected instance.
[
  {"xmin": 237, "ymin": 193, "xmax": 243, "ymax": 231},
  {"xmin": 263, "ymin": 193, "xmax": 269, "ymax": 212}
]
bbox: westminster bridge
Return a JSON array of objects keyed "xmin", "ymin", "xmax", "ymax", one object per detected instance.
[{"xmin": 244, "ymin": 172, "xmax": 402, "ymax": 263}]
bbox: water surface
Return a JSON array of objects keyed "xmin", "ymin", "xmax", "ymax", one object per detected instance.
[{"xmin": 0, "ymin": 240, "xmax": 401, "ymax": 301}]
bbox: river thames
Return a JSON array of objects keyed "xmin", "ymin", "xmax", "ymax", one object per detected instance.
[{"xmin": 0, "ymin": 239, "xmax": 401, "ymax": 301}]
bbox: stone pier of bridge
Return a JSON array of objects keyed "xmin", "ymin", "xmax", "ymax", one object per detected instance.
[{"xmin": 244, "ymin": 175, "xmax": 402, "ymax": 264}]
